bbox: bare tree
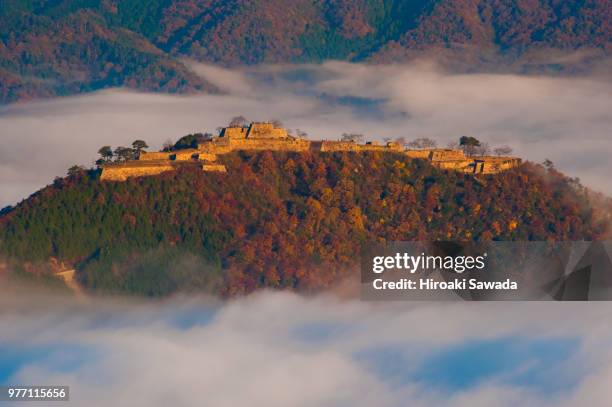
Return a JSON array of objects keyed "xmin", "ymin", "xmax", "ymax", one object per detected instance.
[
  {"xmin": 395, "ymin": 136, "xmax": 407, "ymax": 147},
  {"xmin": 296, "ymin": 129, "xmax": 309, "ymax": 139},
  {"xmin": 473, "ymin": 142, "xmax": 491, "ymax": 156},
  {"xmin": 493, "ymin": 145, "xmax": 513, "ymax": 156},
  {"xmin": 383, "ymin": 137, "xmax": 392, "ymax": 144},
  {"xmin": 228, "ymin": 115, "xmax": 248, "ymax": 127},
  {"xmin": 270, "ymin": 119, "xmax": 283, "ymax": 128},
  {"xmin": 162, "ymin": 139, "xmax": 174, "ymax": 152},
  {"xmin": 447, "ymin": 141, "xmax": 460, "ymax": 149},
  {"xmin": 407, "ymin": 137, "xmax": 437, "ymax": 149},
  {"xmin": 341, "ymin": 133, "xmax": 365, "ymax": 143},
  {"xmin": 543, "ymin": 159, "xmax": 555, "ymax": 171}
]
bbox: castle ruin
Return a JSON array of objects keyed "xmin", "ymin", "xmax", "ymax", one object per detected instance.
[{"xmin": 100, "ymin": 122, "xmax": 521, "ymax": 181}]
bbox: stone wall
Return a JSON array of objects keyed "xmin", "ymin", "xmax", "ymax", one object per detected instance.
[
  {"xmin": 431, "ymin": 159, "xmax": 474, "ymax": 171},
  {"xmin": 199, "ymin": 137, "xmax": 310, "ymax": 153},
  {"xmin": 405, "ymin": 149, "xmax": 467, "ymax": 161},
  {"xmin": 198, "ymin": 138, "xmax": 233, "ymax": 154},
  {"xmin": 100, "ymin": 163, "xmax": 174, "ymax": 181},
  {"xmin": 404, "ymin": 148, "xmax": 522, "ymax": 174},
  {"xmin": 428, "ymin": 156, "xmax": 521, "ymax": 174},
  {"xmin": 139, "ymin": 150, "xmax": 218, "ymax": 162},
  {"xmin": 220, "ymin": 127, "xmax": 248, "ymax": 139},
  {"xmin": 405, "ymin": 150, "xmax": 431, "ymax": 159},
  {"xmin": 430, "ymin": 149, "xmax": 466, "ymax": 161},
  {"xmin": 319, "ymin": 141, "xmax": 403, "ymax": 153},
  {"xmin": 318, "ymin": 141, "xmax": 357, "ymax": 152},
  {"xmin": 202, "ymin": 164, "xmax": 227, "ymax": 172},
  {"xmin": 171, "ymin": 149, "xmax": 200, "ymax": 161},
  {"xmin": 219, "ymin": 122, "xmax": 288, "ymax": 140},
  {"xmin": 474, "ymin": 157, "xmax": 522, "ymax": 174},
  {"xmin": 229, "ymin": 137, "xmax": 310, "ymax": 151},
  {"xmin": 104, "ymin": 123, "xmax": 522, "ymax": 182},
  {"xmin": 247, "ymin": 123, "xmax": 288, "ymax": 139},
  {"xmin": 139, "ymin": 151, "xmax": 173, "ymax": 161},
  {"xmin": 361, "ymin": 141, "xmax": 404, "ymax": 152},
  {"xmin": 196, "ymin": 152, "xmax": 218, "ymax": 161}
]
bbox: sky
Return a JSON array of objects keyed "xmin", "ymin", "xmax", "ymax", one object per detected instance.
[
  {"xmin": 1, "ymin": 285, "xmax": 612, "ymax": 407},
  {"xmin": 1, "ymin": 60, "xmax": 612, "ymax": 207}
]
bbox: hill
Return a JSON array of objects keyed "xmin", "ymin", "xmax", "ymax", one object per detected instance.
[
  {"xmin": 1, "ymin": 0, "xmax": 610, "ymax": 103},
  {"xmin": 0, "ymin": 151, "xmax": 610, "ymax": 296},
  {"xmin": 0, "ymin": 3, "xmax": 218, "ymax": 103}
]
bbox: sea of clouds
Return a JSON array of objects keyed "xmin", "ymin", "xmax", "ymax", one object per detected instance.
[
  {"xmin": 1, "ymin": 60, "xmax": 612, "ymax": 207},
  {"xmin": 1, "ymin": 58, "xmax": 612, "ymax": 406},
  {"xmin": 1, "ymin": 285, "xmax": 612, "ymax": 407}
]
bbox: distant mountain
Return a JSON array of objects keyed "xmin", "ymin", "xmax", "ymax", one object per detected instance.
[
  {"xmin": 1, "ymin": 151, "xmax": 610, "ymax": 296},
  {"xmin": 2, "ymin": 0, "xmax": 610, "ymax": 103}
]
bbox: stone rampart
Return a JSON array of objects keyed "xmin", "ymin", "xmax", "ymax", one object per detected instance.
[
  {"xmin": 220, "ymin": 127, "xmax": 248, "ymax": 138},
  {"xmin": 171, "ymin": 149, "xmax": 200, "ymax": 161},
  {"xmin": 473, "ymin": 157, "xmax": 522, "ymax": 174},
  {"xmin": 228, "ymin": 138, "xmax": 310, "ymax": 152},
  {"xmin": 405, "ymin": 150, "xmax": 431, "ymax": 159},
  {"xmin": 100, "ymin": 162, "xmax": 174, "ymax": 181},
  {"xmin": 202, "ymin": 164, "xmax": 227, "ymax": 172},
  {"xmin": 247, "ymin": 123, "xmax": 288, "ymax": 139},
  {"xmin": 432, "ymin": 159, "xmax": 474, "ymax": 171},
  {"xmin": 139, "ymin": 151, "xmax": 173, "ymax": 161},
  {"xmin": 319, "ymin": 141, "xmax": 403, "ymax": 153},
  {"xmin": 430, "ymin": 149, "xmax": 466, "ymax": 161},
  {"xmin": 102, "ymin": 123, "xmax": 522, "ymax": 182}
]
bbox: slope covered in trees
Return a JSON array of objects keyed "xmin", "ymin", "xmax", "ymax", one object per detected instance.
[
  {"xmin": 2, "ymin": 0, "xmax": 610, "ymax": 103},
  {"xmin": 1, "ymin": 151, "xmax": 610, "ymax": 296},
  {"xmin": 0, "ymin": 2, "xmax": 218, "ymax": 104}
]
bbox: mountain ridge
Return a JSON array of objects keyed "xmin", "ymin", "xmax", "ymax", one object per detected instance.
[{"xmin": 1, "ymin": 0, "xmax": 610, "ymax": 103}]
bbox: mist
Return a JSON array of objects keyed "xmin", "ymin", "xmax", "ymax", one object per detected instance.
[
  {"xmin": 1, "ymin": 60, "xmax": 611, "ymax": 207},
  {"xmin": 2, "ymin": 284, "xmax": 612, "ymax": 406}
]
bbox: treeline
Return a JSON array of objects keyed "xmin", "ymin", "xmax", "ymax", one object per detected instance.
[
  {"xmin": 96, "ymin": 140, "xmax": 149, "ymax": 165},
  {"xmin": 0, "ymin": 151, "xmax": 610, "ymax": 296}
]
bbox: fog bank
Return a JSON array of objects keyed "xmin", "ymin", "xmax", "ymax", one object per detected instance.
[
  {"xmin": 1, "ymin": 61, "xmax": 611, "ymax": 207},
  {"xmin": 2, "ymin": 287, "xmax": 612, "ymax": 406}
]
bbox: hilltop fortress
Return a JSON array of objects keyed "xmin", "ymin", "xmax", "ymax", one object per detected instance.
[{"xmin": 100, "ymin": 122, "xmax": 521, "ymax": 181}]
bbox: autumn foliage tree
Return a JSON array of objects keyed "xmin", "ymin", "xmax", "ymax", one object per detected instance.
[{"xmin": 1, "ymin": 150, "xmax": 610, "ymax": 297}]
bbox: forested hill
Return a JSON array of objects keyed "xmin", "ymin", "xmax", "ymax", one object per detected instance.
[
  {"xmin": 2, "ymin": 0, "xmax": 611, "ymax": 103},
  {"xmin": 0, "ymin": 151, "xmax": 610, "ymax": 297}
]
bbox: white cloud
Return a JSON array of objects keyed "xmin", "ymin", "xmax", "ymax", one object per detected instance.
[
  {"xmin": 1, "ymin": 61, "xmax": 611, "ymax": 208},
  {"xmin": 2, "ymin": 60, "xmax": 611, "ymax": 406},
  {"xmin": 188, "ymin": 62, "xmax": 255, "ymax": 95},
  {"xmin": 2, "ymin": 285, "xmax": 612, "ymax": 406}
]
